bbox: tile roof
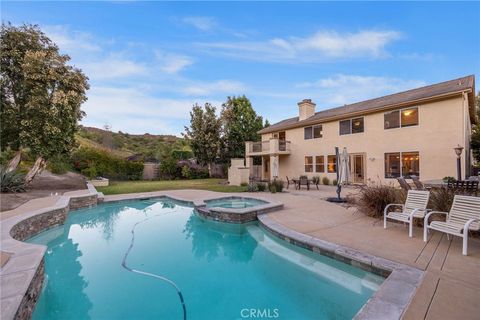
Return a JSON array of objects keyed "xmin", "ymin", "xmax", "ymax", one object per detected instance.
[{"xmin": 259, "ymin": 75, "xmax": 476, "ymax": 134}]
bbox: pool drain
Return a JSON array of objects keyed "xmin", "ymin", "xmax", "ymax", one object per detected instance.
[{"xmin": 121, "ymin": 210, "xmax": 187, "ymax": 320}]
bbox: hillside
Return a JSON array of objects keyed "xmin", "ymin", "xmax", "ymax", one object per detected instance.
[{"xmin": 76, "ymin": 126, "xmax": 190, "ymax": 160}]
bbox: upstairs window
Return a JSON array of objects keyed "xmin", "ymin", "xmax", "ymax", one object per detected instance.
[
  {"xmin": 304, "ymin": 127, "xmax": 313, "ymax": 140},
  {"xmin": 304, "ymin": 125, "xmax": 323, "ymax": 140},
  {"xmin": 384, "ymin": 107, "xmax": 418, "ymax": 129},
  {"xmin": 401, "ymin": 108, "xmax": 418, "ymax": 127},
  {"xmin": 340, "ymin": 118, "xmax": 364, "ymax": 135}
]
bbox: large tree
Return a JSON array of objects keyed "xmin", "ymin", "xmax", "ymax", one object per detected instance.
[
  {"xmin": 183, "ymin": 103, "xmax": 221, "ymax": 175},
  {"xmin": 471, "ymin": 92, "xmax": 480, "ymax": 164},
  {"xmin": 220, "ymin": 95, "xmax": 263, "ymax": 160},
  {"xmin": 0, "ymin": 23, "xmax": 89, "ymax": 183}
]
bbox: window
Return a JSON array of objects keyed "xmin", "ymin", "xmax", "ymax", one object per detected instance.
[
  {"xmin": 305, "ymin": 156, "xmax": 313, "ymax": 172},
  {"xmin": 385, "ymin": 153, "xmax": 401, "ymax": 178},
  {"xmin": 327, "ymin": 155, "xmax": 337, "ymax": 173},
  {"xmin": 304, "ymin": 125, "xmax": 323, "ymax": 140},
  {"xmin": 315, "ymin": 156, "xmax": 325, "ymax": 173},
  {"xmin": 401, "ymin": 108, "xmax": 418, "ymax": 127},
  {"xmin": 313, "ymin": 125, "xmax": 323, "ymax": 138},
  {"xmin": 339, "ymin": 120, "xmax": 351, "ymax": 135},
  {"xmin": 384, "ymin": 110, "xmax": 400, "ymax": 129},
  {"xmin": 402, "ymin": 152, "xmax": 420, "ymax": 178},
  {"xmin": 352, "ymin": 118, "xmax": 364, "ymax": 133},
  {"xmin": 385, "ymin": 152, "xmax": 419, "ymax": 178},
  {"xmin": 304, "ymin": 127, "xmax": 313, "ymax": 140},
  {"xmin": 384, "ymin": 107, "xmax": 418, "ymax": 129},
  {"xmin": 340, "ymin": 118, "xmax": 364, "ymax": 135}
]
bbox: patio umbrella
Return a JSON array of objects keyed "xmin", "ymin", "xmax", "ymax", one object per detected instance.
[
  {"xmin": 272, "ymin": 155, "xmax": 279, "ymax": 179},
  {"xmin": 338, "ymin": 147, "xmax": 350, "ymax": 186}
]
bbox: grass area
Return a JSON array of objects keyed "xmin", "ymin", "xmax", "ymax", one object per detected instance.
[{"xmin": 97, "ymin": 178, "xmax": 248, "ymax": 195}]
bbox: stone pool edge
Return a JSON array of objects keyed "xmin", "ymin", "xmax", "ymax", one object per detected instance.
[
  {"xmin": 257, "ymin": 214, "xmax": 425, "ymax": 320},
  {"xmin": 0, "ymin": 184, "xmax": 100, "ymax": 320}
]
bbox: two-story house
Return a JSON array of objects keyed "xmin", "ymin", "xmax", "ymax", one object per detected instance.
[{"xmin": 245, "ymin": 75, "xmax": 476, "ymax": 184}]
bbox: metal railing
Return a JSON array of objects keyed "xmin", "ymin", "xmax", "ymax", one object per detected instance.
[{"xmin": 251, "ymin": 141, "xmax": 270, "ymax": 153}]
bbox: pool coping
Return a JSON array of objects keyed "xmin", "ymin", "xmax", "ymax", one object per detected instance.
[{"xmin": 0, "ymin": 188, "xmax": 424, "ymax": 320}]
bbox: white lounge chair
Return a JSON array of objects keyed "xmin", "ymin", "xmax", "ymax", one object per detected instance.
[
  {"xmin": 384, "ymin": 190, "xmax": 430, "ymax": 237},
  {"xmin": 423, "ymin": 195, "xmax": 480, "ymax": 255}
]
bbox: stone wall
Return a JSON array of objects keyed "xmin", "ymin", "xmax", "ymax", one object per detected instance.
[
  {"xmin": 14, "ymin": 259, "xmax": 45, "ymax": 320},
  {"xmin": 10, "ymin": 208, "xmax": 68, "ymax": 242}
]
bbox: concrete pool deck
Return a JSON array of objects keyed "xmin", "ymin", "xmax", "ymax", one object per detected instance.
[{"xmin": 1, "ymin": 186, "xmax": 479, "ymax": 319}]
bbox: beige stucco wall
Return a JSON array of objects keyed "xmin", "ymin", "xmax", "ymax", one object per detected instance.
[
  {"xmin": 228, "ymin": 158, "xmax": 250, "ymax": 186},
  {"xmin": 261, "ymin": 95, "xmax": 472, "ymax": 183}
]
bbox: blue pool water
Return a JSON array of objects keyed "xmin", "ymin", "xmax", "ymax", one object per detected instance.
[
  {"xmin": 205, "ymin": 197, "xmax": 267, "ymax": 209},
  {"xmin": 28, "ymin": 198, "xmax": 384, "ymax": 320}
]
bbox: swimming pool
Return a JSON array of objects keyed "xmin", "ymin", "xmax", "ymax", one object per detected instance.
[
  {"xmin": 28, "ymin": 198, "xmax": 384, "ymax": 319},
  {"xmin": 205, "ymin": 197, "xmax": 268, "ymax": 209}
]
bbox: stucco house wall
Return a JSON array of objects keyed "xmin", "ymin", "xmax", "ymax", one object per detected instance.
[{"xmin": 258, "ymin": 95, "xmax": 472, "ymax": 183}]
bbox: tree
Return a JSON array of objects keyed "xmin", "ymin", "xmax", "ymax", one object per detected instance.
[
  {"xmin": 264, "ymin": 119, "xmax": 271, "ymax": 128},
  {"xmin": 471, "ymin": 91, "xmax": 480, "ymax": 164},
  {"xmin": 0, "ymin": 23, "xmax": 89, "ymax": 183},
  {"xmin": 220, "ymin": 95, "xmax": 263, "ymax": 160},
  {"xmin": 184, "ymin": 103, "xmax": 221, "ymax": 175}
]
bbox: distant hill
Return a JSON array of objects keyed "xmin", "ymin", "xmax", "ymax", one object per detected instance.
[{"xmin": 76, "ymin": 126, "xmax": 190, "ymax": 160}]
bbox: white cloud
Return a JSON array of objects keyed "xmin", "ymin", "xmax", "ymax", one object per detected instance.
[
  {"xmin": 43, "ymin": 25, "xmax": 101, "ymax": 54},
  {"xmin": 197, "ymin": 29, "xmax": 401, "ymax": 63},
  {"xmin": 81, "ymin": 86, "xmax": 224, "ymax": 134},
  {"xmin": 181, "ymin": 80, "xmax": 246, "ymax": 96},
  {"xmin": 295, "ymin": 74, "xmax": 426, "ymax": 106},
  {"xmin": 182, "ymin": 16, "xmax": 217, "ymax": 31},
  {"xmin": 82, "ymin": 55, "xmax": 148, "ymax": 80},
  {"xmin": 155, "ymin": 50, "xmax": 193, "ymax": 74}
]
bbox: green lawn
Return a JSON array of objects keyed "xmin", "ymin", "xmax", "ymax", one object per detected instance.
[{"xmin": 96, "ymin": 178, "xmax": 248, "ymax": 195}]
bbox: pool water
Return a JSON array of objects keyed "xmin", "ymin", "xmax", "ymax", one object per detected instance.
[
  {"xmin": 28, "ymin": 199, "xmax": 384, "ymax": 320},
  {"xmin": 205, "ymin": 197, "xmax": 267, "ymax": 209}
]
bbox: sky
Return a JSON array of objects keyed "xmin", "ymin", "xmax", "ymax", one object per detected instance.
[{"xmin": 2, "ymin": 1, "xmax": 480, "ymax": 136}]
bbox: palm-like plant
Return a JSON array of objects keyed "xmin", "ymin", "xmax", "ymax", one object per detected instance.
[{"xmin": 0, "ymin": 166, "xmax": 27, "ymax": 193}]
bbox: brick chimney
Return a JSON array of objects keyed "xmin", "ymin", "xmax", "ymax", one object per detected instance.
[{"xmin": 298, "ymin": 99, "xmax": 316, "ymax": 121}]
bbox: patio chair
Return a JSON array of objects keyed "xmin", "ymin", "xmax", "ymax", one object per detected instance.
[
  {"xmin": 298, "ymin": 175, "xmax": 309, "ymax": 190},
  {"xmin": 397, "ymin": 177, "xmax": 412, "ymax": 192},
  {"xmin": 410, "ymin": 175, "xmax": 425, "ymax": 190},
  {"xmin": 424, "ymin": 195, "xmax": 480, "ymax": 255},
  {"xmin": 384, "ymin": 190, "xmax": 430, "ymax": 237},
  {"xmin": 286, "ymin": 176, "xmax": 292, "ymax": 189}
]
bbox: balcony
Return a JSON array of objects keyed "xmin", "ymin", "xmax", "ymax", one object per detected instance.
[{"xmin": 246, "ymin": 139, "xmax": 291, "ymax": 156}]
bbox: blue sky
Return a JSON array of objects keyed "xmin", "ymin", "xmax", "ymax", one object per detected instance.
[{"xmin": 2, "ymin": 1, "xmax": 480, "ymax": 135}]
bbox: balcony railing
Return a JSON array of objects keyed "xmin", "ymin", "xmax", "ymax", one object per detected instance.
[{"xmin": 246, "ymin": 140, "xmax": 291, "ymax": 155}]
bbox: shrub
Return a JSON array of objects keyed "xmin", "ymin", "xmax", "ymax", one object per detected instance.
[
  {"xmin": 72, "ymin": 147, "xmax": 143, "ymax": 180},
  {"xmin": 247, "ymin": 182, "xmax": 259, "ymax": 192},
  {"xmin": 257, "ymin": 183, "xmax": 267, "ymax": 192},
  {"xmin": 0, "ymin": 166, "xmax": 26, "ymax": 193},
  {"xmin": 352, "ymin": 183, "xmax": 405, "ymax": 218},
  {"xmin": 428, "ymin": 187, "xmax": 457, "ymax": 212},
  {"xmin": 442, "ymin": 176, "xmax": 456, "ymax": 183},
  {"xmin": 268, "ymin": 179, "xmax": 284, "ymax": 193},
  {"xmin": 181, "ymin": 165, "xmax": 191, "ymax": 179},
  {"xmin": 322, "ymin": 177, "xmax": 330, "ymax": 185},
  {"xmin": 332, "ymin": 179, "xmax": 338, "ymax": 186},
  {"xmin": 47, "ymin": 155, "xmax": 72, "ymax": 174},
  {"xmin": 81, "ymin": 167, "xmax": 97, "ymax": 180},
  {"xmin": 159, "ymin": 158, "xmax": 181, "ymax": 180}
]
